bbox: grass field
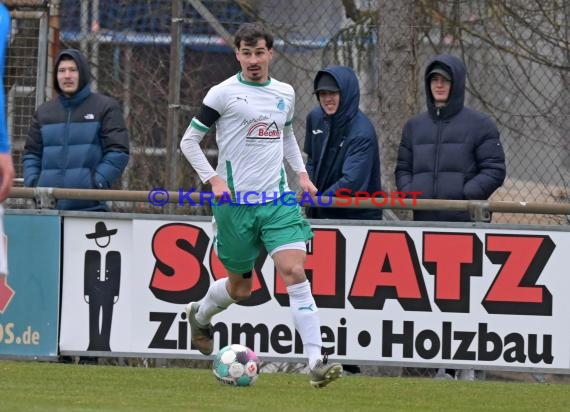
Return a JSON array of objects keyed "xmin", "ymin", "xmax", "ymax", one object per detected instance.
[{"xmin": 1, "ymin": 360, "xmax": 569, "ymax": 411}]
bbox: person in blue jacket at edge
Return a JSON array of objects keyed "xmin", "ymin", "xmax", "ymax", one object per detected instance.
[
  {"xmin": 0, "ymin": 3, "xmax": 16, "ymax": 302},
  {"xmin": 395, "ymin": 54, "xmax": 506, "ymax": 380},
  {"xmin": 23, "ymin": 48, "xmax": 129, "ymax": 211}
]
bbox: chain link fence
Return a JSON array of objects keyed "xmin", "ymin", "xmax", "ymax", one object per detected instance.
[{"xmin": 4, "ymin": 0, "xmax": 570, "ymax": 223}]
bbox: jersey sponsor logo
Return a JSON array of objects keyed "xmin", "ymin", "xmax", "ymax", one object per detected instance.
[
  {"xmin": 240, "ymin": 114, "xmax": 270, "ymax": 128},
  {"xmin": 246, "ymin": 121, "xmax": 281, "ymax": 140}
]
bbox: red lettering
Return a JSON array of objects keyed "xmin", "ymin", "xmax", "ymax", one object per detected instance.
[
  {"xmin": 423, "ymin": 232, "xmax": 482, "ymax": 313},
  {"xmin": 334, "ymin": 188, "xmax": 352, "ymax": 206},
  {"xmin": 258, "ymin": 129, "xmax": 279, "ymax": 137},
  {"xmin": 390, "ymin": 192, "xmax": 406, "ymax": 206},
  {"xmin": 483, "ymin": 234, "xmax": 553, "ymax": 315},
  {"xmin": 407, "ymin": 191, "xmax": 422, "ymax": 205},
  {"xmin": 150, "ymin": 223, "xmax": 210, "ymax": 303},
  {"xmin": 370, "ymin": 191, "xmax": 388, "ymax": 206},
  {"xmin": 349, "ymin": 231, "xmax": 430, "ymax": 311},
  {"xmin": 354, "ymin": 191, "xmax": 370, "ymax": 206}
]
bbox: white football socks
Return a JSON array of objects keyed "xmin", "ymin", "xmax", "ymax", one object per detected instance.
[
  {"xmin": 195, "ymin": 277, "xmax": 236, "ymax": 325},
  {"xmin": 287, "ymin": 280, "xmax": 323, "ymax": 370}
]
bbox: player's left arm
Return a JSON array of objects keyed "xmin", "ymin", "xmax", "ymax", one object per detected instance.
[{"xmin": 283, "ymin": 124, "xmax": 317, "ymax": 195}]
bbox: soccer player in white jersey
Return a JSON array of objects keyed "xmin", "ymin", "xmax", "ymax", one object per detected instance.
[
  {"xmin": 0, "ymin": 3, "xmax": 15, "ymax": 283},
  {"xmin": 180, "ymin": 22, "xmax": 342, "ymax": 388}
]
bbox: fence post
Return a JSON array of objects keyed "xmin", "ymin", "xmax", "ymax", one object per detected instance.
[{"xmin": 165, "ymin": 0, "xmax": 183, "ymax": 213}]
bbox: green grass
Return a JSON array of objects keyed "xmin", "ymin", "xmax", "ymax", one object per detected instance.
[{"xmin": 1, "ymin": 361, "xmax": 569, "ymax": 412}]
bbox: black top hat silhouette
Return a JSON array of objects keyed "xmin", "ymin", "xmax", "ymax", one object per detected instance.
[{"xmin": 86, "ymin": 222, "xmax": 118, "ymax": 239}]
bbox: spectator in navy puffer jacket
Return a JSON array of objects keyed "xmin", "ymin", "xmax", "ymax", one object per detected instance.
[
  {"xmin": 395, "ymin": 54, "xmax": 506, "ymax": 222},
  {"xmin": 304, "ymin": 66, "xmax": 382, "ymax": 220},
  {"xmin": 23, "ymin": 48, "xmax": 129, "ymax": 211}
]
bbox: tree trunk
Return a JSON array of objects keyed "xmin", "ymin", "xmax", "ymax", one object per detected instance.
[{"xmin": 377, "ymin": 0, "xmax": 419, "ymax": 197}]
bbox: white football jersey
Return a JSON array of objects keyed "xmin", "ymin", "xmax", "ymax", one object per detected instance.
[{"xmin": 197, "ymin": 73, "xmax": 296, "ymax": 203}]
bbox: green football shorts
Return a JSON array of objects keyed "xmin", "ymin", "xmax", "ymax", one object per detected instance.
[{"xmin": 211, "ymin": 201, "xmax": 313, "ymax": 274}]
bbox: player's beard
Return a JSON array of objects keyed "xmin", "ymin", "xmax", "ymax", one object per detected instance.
[{"xmin": 246, "ymin": 66, "xmax": 264, "ymax": 82}]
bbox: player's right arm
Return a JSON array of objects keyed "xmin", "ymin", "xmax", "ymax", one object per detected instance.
[
  {"xmin": 180, "ymin": 104, "xmax": 218, "ymax": 182},
  {"xmin": 180, "ymin": 104, "xmax": 230, "ymax": 198}
]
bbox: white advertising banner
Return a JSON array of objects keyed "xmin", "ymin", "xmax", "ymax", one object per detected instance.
[{"xmin": 60, "ymin": 216, "xmax": 570, "ymax": 372}]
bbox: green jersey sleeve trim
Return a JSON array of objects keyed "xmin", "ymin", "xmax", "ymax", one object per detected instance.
[{"xmin": 191, "ymin": 117, "xmax": 210, "ymax": 132}]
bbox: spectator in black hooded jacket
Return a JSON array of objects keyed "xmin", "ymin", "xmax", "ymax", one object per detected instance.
[
  {"xmin": 396, "ymin": 54, "xmax": 506, "ymax": 380},
  {"xmin": 395, "ymin": 54, "xmax": 505, "ymax": 222}
]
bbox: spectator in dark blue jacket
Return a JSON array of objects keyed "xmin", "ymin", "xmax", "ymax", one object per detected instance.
[
  {"xmin": 396, "ymin": 54, "xmax": 505, "ymax": 381},
  {"xmin": 23, "ymin": 48, "xmax": 129, "ymax": 211},
  {"xmin": 304, "ymin": 66, "xmax": 382, "ymax": 220},
  {"xmin": 395, "ymin": 54, "xmax": 506, "ymax": 222}
]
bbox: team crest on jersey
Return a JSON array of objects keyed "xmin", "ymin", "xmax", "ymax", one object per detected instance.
[
  {"xmin": 276, "ymin": 97, "xmax": 285, "ymax": 111},
  {"xmin": 246, "ymin": 121, "xmax": 281, "ymax": 140}
]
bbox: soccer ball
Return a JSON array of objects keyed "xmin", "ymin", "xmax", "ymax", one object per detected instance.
[{"xmin": 212, "ymin": 344, "xmax": 259, "ymax": 386}]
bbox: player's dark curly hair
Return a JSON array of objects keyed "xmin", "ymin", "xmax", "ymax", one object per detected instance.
[{"xmin": 233, "ymin": 23, "xmax": 273, "ymax": 49}]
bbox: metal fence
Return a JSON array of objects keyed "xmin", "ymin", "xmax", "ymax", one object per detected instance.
[{"xmin": 3, "ymin": 0, "xmax": 570, "ymax": 224}]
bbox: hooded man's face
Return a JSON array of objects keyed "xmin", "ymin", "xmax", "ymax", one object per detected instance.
[
  {"xmin": 318, "ymin": 90, "xmax": 340, "ymax": 115},
  {"xmin": 430, "ymin": 74, "xmax": 451, "ymax": 107},
  {"xmin": 57, "ymin": 58, "xmax": 80, "ymax": 96}
]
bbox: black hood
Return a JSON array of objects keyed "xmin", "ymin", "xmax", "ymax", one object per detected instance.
[
  {"xmin": 53, "ymin": 48, "xmax": 90, "ymax": 96},
  {"xmin": 424, "ymin": 54, "xmax": 466, "ymax": 119}
]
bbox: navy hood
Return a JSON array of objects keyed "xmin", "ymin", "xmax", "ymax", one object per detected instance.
[
  {"xmin": 313, "ymin": 65, "xmax": 360, "ymax": 129},
  {"xmin": 424, "ymin": 54, "xmax": 465, "ymax": 119},
  {"xmin": 54, "ymin": 48, "xmax": 90, "ymax": 96}
]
